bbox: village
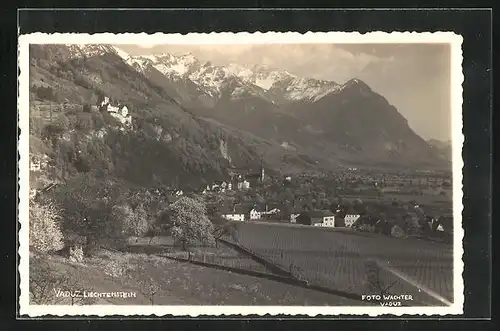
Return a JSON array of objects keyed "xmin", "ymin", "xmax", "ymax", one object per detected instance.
[{"xmin": 179, "ymin": 160, "xmax": 453, "ymax": 243}]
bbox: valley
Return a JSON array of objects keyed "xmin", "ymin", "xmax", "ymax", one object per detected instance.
[{"xmin": 27, "ymin": 43, "xmax": 455, "ymax": 307}]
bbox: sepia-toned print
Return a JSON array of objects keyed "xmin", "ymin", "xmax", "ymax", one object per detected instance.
[{"xmin": 18, "ymin": 32, "xmax": 464, "ymax": 316}]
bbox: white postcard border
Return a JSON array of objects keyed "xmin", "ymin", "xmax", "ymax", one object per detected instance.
[{"xmin": 18, "ymin": 31, "xmax": 464, "ymax": 317}]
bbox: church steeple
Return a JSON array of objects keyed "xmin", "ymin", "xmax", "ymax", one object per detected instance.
[{"xmin": 260, "ymin": 155, "xmax": 265, "ymax": 182}]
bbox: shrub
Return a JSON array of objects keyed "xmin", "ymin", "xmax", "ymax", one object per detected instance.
[
  {"xmin": 390, "ymin": 225, "xmax": 405, "ymax": 238},
  {"xmin": 357, "ymin": 224, "xmax": 375, "ymax": 233},
  {"xmin": 29, "ymin": 198, "xmax": 64, "ymax": 253},
  {"xmin": 82, "ymin": 103, "xmax": 92, "ymax": 113},
  {"xmin": 69, "ymin": 245, "xmax": 84, "ymax": 263}
]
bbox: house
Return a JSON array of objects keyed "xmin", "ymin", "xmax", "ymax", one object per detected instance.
[
  {"xmin": 344, "ymin": 214, "xmax": 361, "ymax": 228},
  {"xmin": 249, "ymin": 207, "xmax": 261, "ymax": 220},
  {"xmin": 237, "ymin": 180, "xmax": 250, "ymax": 190},
  {"xmin": 296, "ymin": 210, "xmax": 336, "ymax": 227},
  {"xmin": 428, "ymin": 215, "xmax": 453, "ymax": 233},
  {"xmin": 30, "ymin": 154, "xmax": 49, "ymax": 172},
  {"xmin": 221, "ymin": 205, "xmax": 246, "ymax": 222},
  {"xmin": 30, "ymin": 156, "xmax": 41, "ymax": 171},
  {"xmin": 222, "ymin": 213, "xmax": 245, "ymax": 222},
  {"xmin": 106, "ymin": 104, "xmax": 120, "ymax": 113},
  {"xmin": 99, "ymin": 96, "xmax": 133, "ymax": 126},
  {"xmin": 290, "ymin": 212, "xmax": 301, "ymax": 223}
]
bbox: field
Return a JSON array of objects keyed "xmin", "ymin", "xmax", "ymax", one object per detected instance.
[{"xmin": 229, "ymin": 222, "xmax": 454, "ymax": 306}]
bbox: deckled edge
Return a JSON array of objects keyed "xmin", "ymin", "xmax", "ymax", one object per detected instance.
[{"xmin": 18, "ymin": 31, "xmax": 464, "ymax": 317}]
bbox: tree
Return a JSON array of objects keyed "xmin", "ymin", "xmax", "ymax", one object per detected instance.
[
  {"xmin": 135, "ymin": 266, "xmax": 162, "ymax": 305},
  {"xmin": 364, "ymin": 260, "xmax": 397, "ymax": 297},
  {"xmin": 29, "ymin": 197, "xmax": 64, "ymax": 254},
  {"xmin": 110, "ymin": 204, "xmax": 135, "ymax": 237},
  {"xmin": 162, "ymin": 196, "xmax": 215, "ymax": 250}
]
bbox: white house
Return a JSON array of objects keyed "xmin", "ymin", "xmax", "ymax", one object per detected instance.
[
  {"xmin": 321, "ymin": 215, "xmax": 336, "ymax": 227},
  {"xmin": 237, "ymin": 180, "xmax": 250, "ymax": 190},
  {"xmin": 30, "ymin": 154, "xmax": 49, "ymax": 172},
  {"xmin": 106, "ymin": 104, "xmax": 120, "ymax": 113},
  {"xmin": 290, "ymin": 213, "xmax": 301, "ymax": 223},
  {"xmin": 227, "ymin": 182, "xmax": 232, "ymax": 190},
  {"xmin": 250, "ymin": 208, "xmax": 261, "ymax": 220},
  {"xmin": 344, "ymin": 214, "xmax": 361, "ymax": 228},
  {"xmin": 30, "ymin": 156, "xmax": 41, "ymax": 171},
  {"xmin": 428, "ymin": 218, "xmax": 445, "ymax": 232},
  {"xmin": 222, "ymin": 213, "xmax": 245, "ymax": 222}
]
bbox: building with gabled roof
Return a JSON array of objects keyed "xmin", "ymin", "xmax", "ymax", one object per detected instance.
[
  {"xmin": 220, "ymin": 204, "xmax": 246, "ymax": 222},
  {"xmin": 296, "ymin": 210, "xmax": 335, "ymax": 227}
]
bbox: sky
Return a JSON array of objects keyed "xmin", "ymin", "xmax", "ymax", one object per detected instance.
[{"xmin": 117, "ymin": 43, "xmax": 452, "ymax": 141}]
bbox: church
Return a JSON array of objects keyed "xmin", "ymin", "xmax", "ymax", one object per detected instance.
[{"xmin": 228, "ymin": 156, "xmax": 265, "ymax": 190}]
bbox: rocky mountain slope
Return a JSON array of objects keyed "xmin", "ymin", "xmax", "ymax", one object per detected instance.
[{"xmin": 29, "ymin": 44, "xmax": 314, "ymax": 191}]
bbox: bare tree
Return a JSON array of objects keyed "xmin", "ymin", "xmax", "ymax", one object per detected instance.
[{"xmin": 364, "ymin": 260, "xmax": 397, "ymax": 297}]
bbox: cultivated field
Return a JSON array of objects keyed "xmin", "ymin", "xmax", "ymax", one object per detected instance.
[{"xmin": 229, "ymin": 222, "xmax": 454, "ymax": 306}]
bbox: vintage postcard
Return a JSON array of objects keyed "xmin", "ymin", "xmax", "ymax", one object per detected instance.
[{"xmin": 18, "ymin": 31, "xmax": 464, "ymax": 316}]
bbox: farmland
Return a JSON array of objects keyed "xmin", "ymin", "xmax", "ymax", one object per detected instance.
[{"xmin": 229, "ymin": 222, "xmax": 454, "ymax": 306}]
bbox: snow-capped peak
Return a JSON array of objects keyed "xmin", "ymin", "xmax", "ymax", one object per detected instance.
[{"xmin": 77, "ymin": 44, "xmax": 346, "ymax": 102}]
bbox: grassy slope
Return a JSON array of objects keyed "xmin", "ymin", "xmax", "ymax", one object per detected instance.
[{"xmin": 34, "ymin": 249, "xmax": 366, "ymax": 306}]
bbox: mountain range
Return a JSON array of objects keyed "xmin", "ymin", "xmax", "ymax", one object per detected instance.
[{"xmin": 28, "ymin": 44, "xmax": 450, "ymax": 189}]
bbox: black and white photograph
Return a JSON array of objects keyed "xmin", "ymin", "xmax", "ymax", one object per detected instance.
[{"xmin": 18, "ymin": 32, "xmax": 464, "ymax": 316}]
